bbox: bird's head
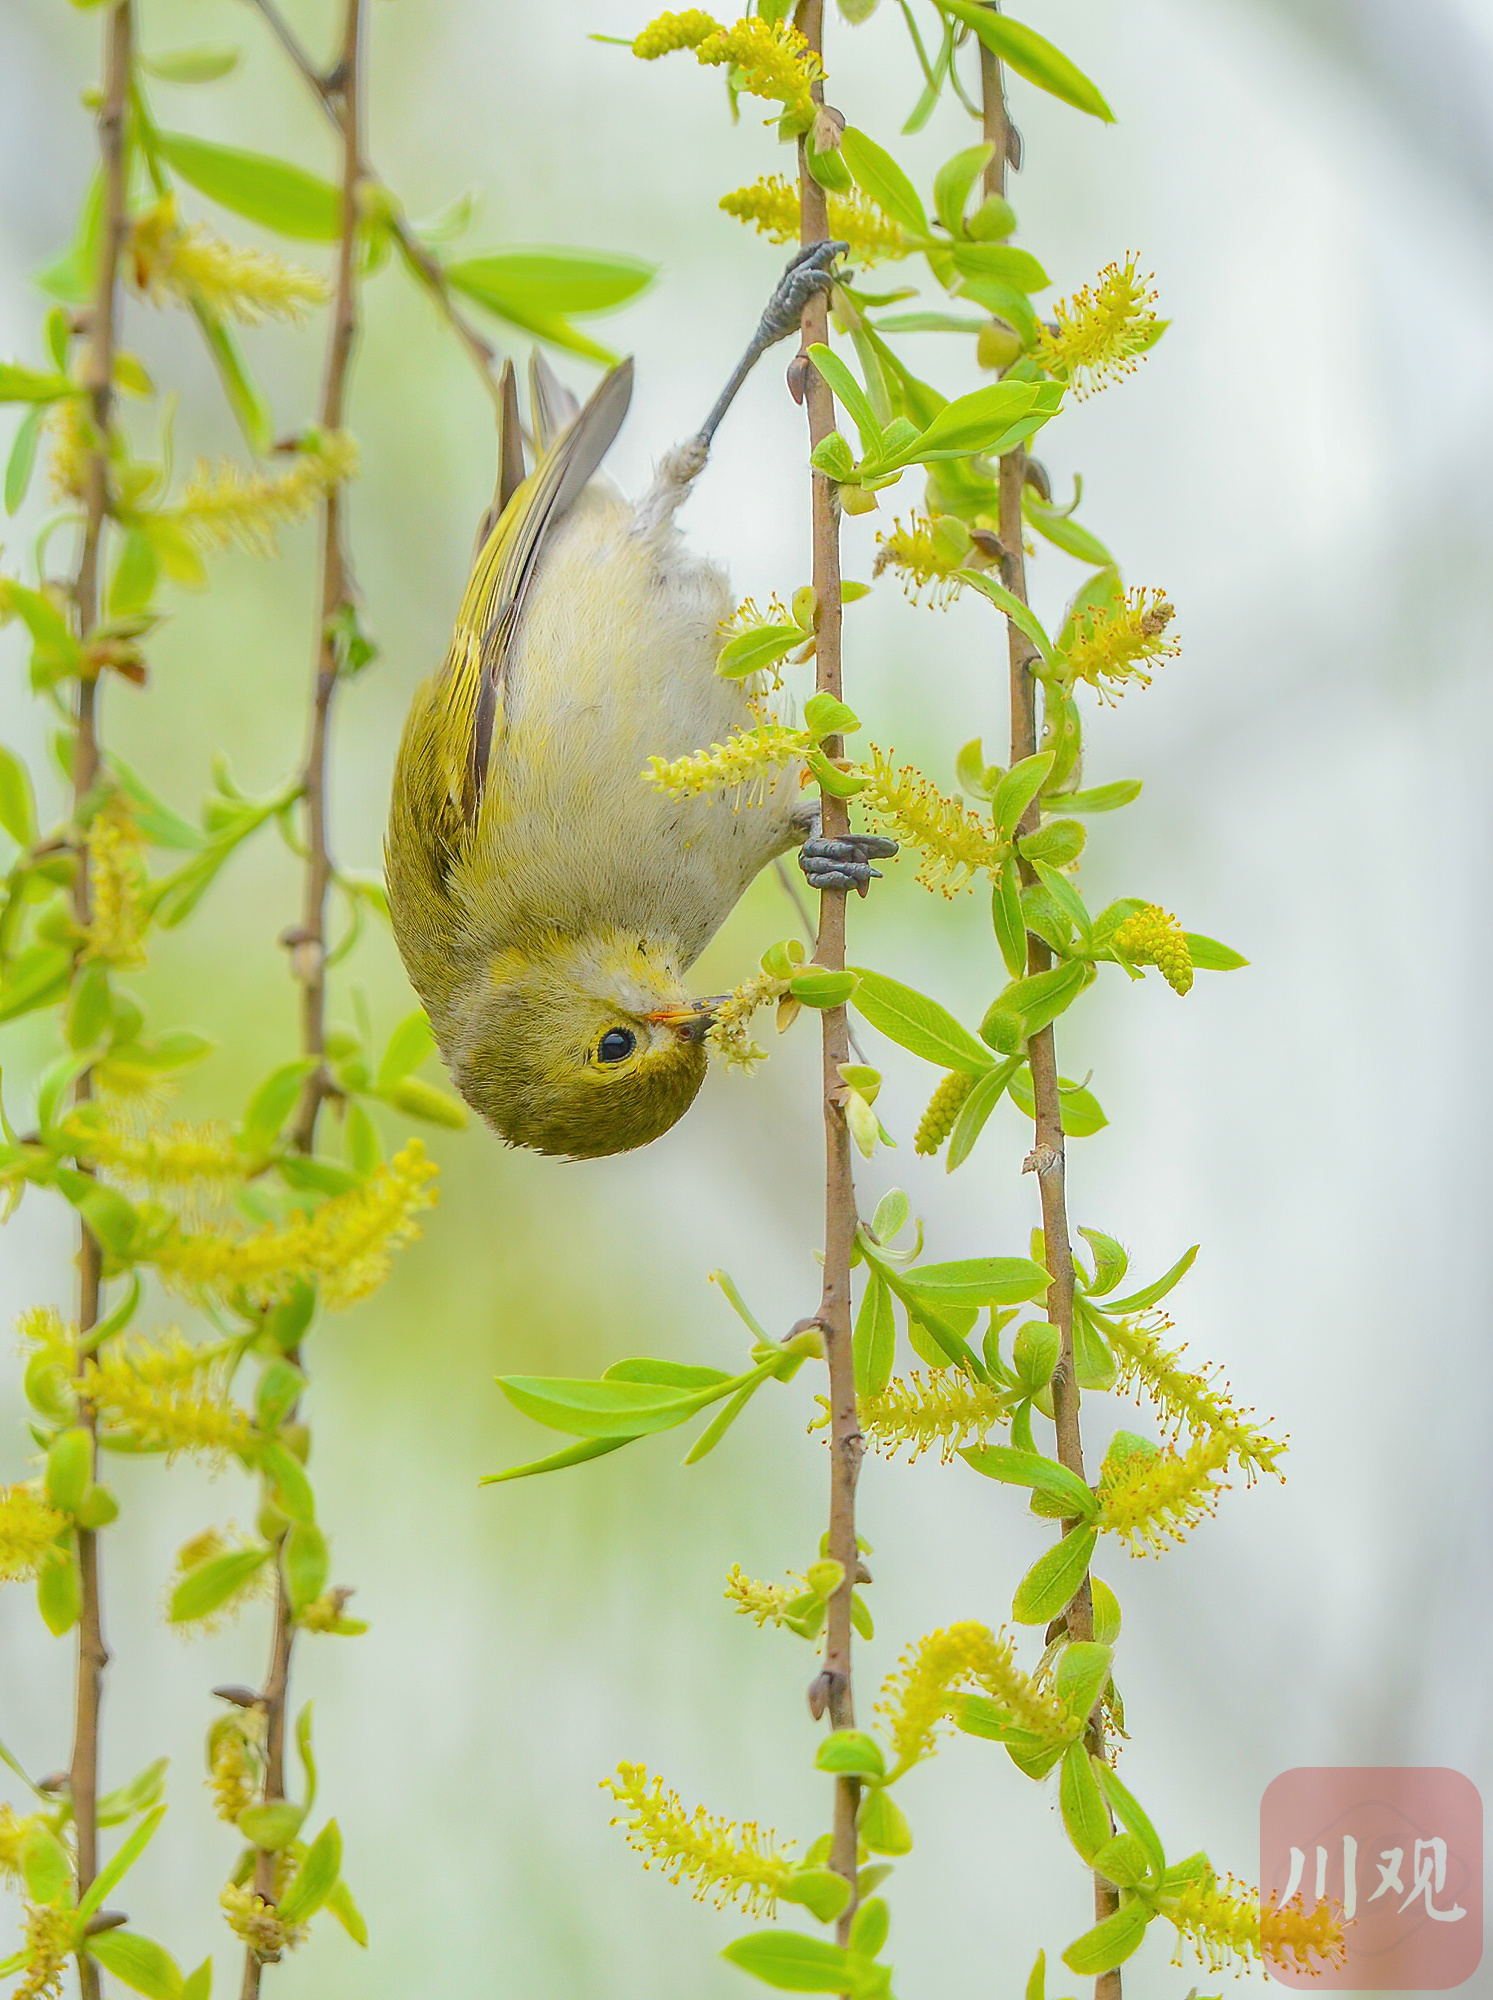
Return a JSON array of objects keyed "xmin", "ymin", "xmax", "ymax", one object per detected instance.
[{"xmin": 446, "ymin": 935, "xmax": 718, "ymax": 1159}]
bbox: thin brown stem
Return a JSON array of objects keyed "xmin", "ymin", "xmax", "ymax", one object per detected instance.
[
  {"xmin": 796, "ymin": 0, "xmax": 862, "ymax": 1951},
  {"xmin": 981, "ymin": 15, "xmax": 1118, "ymax": 1994},
  {"xmin": 67, "ymin": 9, "xmax": 132, "ymax": 1994},
  {"xmin": 241, "ymin": 6, "xmax": 363, "ymax": 1995},
  {"xmin": 241, "ymin": 0, "xmax": 506, "ymax": 417}
]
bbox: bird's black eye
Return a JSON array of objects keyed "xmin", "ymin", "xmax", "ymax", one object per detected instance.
[{"xmin": 597, "ymin": 1027, "xmax": 636, "ymax": 1065}]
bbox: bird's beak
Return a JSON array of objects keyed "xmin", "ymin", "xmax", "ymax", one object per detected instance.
[{"xmin": 647, "ymin": 997, "xmax": 727, "ymax": 1045}]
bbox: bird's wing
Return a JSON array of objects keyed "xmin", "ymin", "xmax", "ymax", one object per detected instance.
[
  {"xmin": 529, "ymin": 350, "xmax": 582, "ymax": 451},
  {"xmin": 435, "ymin": 357, "xmax": 634, "ymax": 833},
  {"xmin": 469, "ymin": 359, "xmax": 528, "ymax": 562}
]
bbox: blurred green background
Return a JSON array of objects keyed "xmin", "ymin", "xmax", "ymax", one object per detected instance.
[{"xmin": 3, "ymin": 1, "xmax": 1491, "ymax": 1995}]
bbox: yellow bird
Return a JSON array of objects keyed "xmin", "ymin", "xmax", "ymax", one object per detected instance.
[{"xmin": 386, "ymin": 245, "xmax": 894, "ymax": 1159}]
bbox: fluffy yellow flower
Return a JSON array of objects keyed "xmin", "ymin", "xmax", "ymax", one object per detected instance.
[
  {"xmin": 1038, "ymin": 255, "xmax": 1161, "ymax": 397},
  {"xmin": 81, "ymin": 1333, "xmax": 250, "ymax": 1463},
  {"xmin": 878, "ymin": 1622, "xmax": 1072, "ymax": 1776},
  {"xmin": 1098, "ymin": 1430, "xmax": 1232, "ymax": 1554},
  {"xmin": 1105, "ymin": 1310, "xmax": 1285, "ymax": 1479},
  {"xmin": 852, "ymin": 1370, "xmax": 1011, "ymax": 1463},
  {"xmin": 873, "ymin": 512, "xmax": 976, "ymax": 606},
  {"xmin": 859, "ymin": 746, "xmax": 1003, "ymax": 893},
  {"xmin": 634, "ymin": 12, "xmax": 823, "ymax": 128},
  {"xmin": 131, "ymin": 196, "xmax": 328, "ymax": 324},
  {"xmin": 632, "ymin": 9, "xmax": 716, "ymax": 57},
  {"xmin": 152, "ymin": 1139, "xmax": 437, "ymax": 1309},
  {"xmin": 724, "ymin": 1563, "xmax": 796, "ymax": 1626},
  {"xmin": 645, "ymin": 723, "xmax": 808, "ymax": 804},
  {"xmin": 603, "ymin": 1763, "xmax": 797, "ymax": 1914},
  {"xmin": 0, "ymin": 1483, "xmax": 66, "ymax": 1583},
  {"xmin": 173, "ymin": 430, "xmax": 359, "ymax": 558},
  {"xmin": 720, "ymin": 176, "xmax": 906, "ymax": 264},
  {"xmin": 16, "ymin": 1903, "xmax": 76, "ymax": 2000},
  {"xmin": 85, "ymin": 793, "xmax": 149, "ymax": 969},
  {"xmin": 1111, "ymin": 902, "xmax": 1192, "ymax": 993},
  {"xmin": 1059, "ymin": 585, "xmax": 1178, "ymax": 703},
  {"xmin": 914, "ymin": 1070, "xmax": 975, "ymax": 1155}
]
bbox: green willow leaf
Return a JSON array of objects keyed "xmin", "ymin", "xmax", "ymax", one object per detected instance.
[
  {"xmin": 157, "ymin": 131, "xmax": 341, "ymax": 239},
  {"xmin": 722, "ymin": 1932, "xmax": 857, "ymax": 1993},
  {"xmin": 277, "ymin": 1819, "xmax": 342, "ymax": 1924},
  {"xmin": 140, "ymin": 44, "xmax": 242, "ymax": 83},
  {"xmin": 168, "ymin": 1547, "xmax": 269, "ymax": 1624},
  {"xmin": 957, "ymin": 569, "xmax": 1055, "ymax": 663},
  {"xmin": 1184, "ymin": 931, "xmax": 1248, "ymax": 970},
  {"xmin": 848, "ymin": 966, "xmax": 992, "ymax": 1073},
  {"xmin": 951, "ymin": 242, "xmax": 1049, "ymax": 292},
  {"xmin": 933, "ymin": 0, "xmax": 1115, "ymax": 122},
  {"xmin": 945, "ymin": 1057, "xmax": 1019, "ymax": 1170},
  {"xmin": 839, "ymin": 125, "xmax": 929, "ymax": 236},
  {"xmin": 1061, "ymin": 1900, "xmax": 1150, "ymax": 1976},
  {"xmin": 961, "ymin": 1443, "xmax": 1096, "ymax": 1518},
  {"xmin": 86, "ymin": 1932, "xmax": 184, "ymax": 2000},
  {"xmin": 1012, "ymin": 1526, "xmax": 1097, "ymax": 1624},
  {"xmin": 480, "ymin": 1435, "xmax": 637, "ymax": 1484},
  {"xmin": 443, "ymin": 247, "xmax": 653, "ymax": 314},
  {"xmin": 853, "ymin": 1269, "xmax": 895, "ymax": 1399},
  {"xmin": 0, "ymin": 363, "xmax": 74, "ymax": 403},
  {"xmin": 906, "ymin": 1257, "xmax": 1050, "ymax": 1309},
  {"xmin": 1104, "ymin": 1244, "xmax": 1198, "ymax": 1314},
  {"xmin": 1059, "ymin": 1741, "xmax": 1112, "ymax": 1862}
]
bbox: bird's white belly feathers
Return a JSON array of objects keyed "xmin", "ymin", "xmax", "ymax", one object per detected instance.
[{"xmin": 470, "ymin": 479, "xmax": 800, "ymax": 964}]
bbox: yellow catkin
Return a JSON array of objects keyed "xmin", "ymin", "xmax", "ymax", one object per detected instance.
[
  {"xmin": 706, "ymin": 969, "xmax": 791, "ymax": 1071},
  {"xmin": 1098, "ymin": 1431, "xmax": 1232, "ymax": 1555},
  {"xmin": 208, "ymin": 1717, "xmax": 260, "ymax": 1824},
  {"xmin": 151, "ymin": 1138, "xmax": 437, "ymax": 1309},
  {"xmin": 602, "ymin": 1763, "xmax": 797, "ymax": 1915},
  {"xmin": 130, "ymin": 197, "xmax": 328, "ymax": 324},
  {"xmin": 853, "ymin": 1371, "xmax": 1009, "ymax": 1463},
  {"xmin": 0, "ymin": 1803, "xmax": 31, "ymax": 1880},
  {"xmin": 44, "ymin": 397, "xmax": 92, "ymax": 503},
  {"xmin": 873, "ymin": 512, "xmax": 970, "ymax": 606},
  {"xmin": 85, "ymin": 794, "xmax": 149, "ymax": 968},
  {"xmin": 81, "ymin": 1334, "xmax": 250, "ymax": 1462},
  {"xmin": 860, "ymin": 746, "xmax": 1003, "ymax": 893},
  {"xmin": 173, "ymin": 430, "xmax": 359, "ymax": 558},
  {"xmin": 914, "ymin": 1070, "xmax": 975, "ymax": 1155},
  {"xmin": 64, "ymin": 1106, "xmax": 245, "ymax": 1190},
  {"xmin": 1037, "ymin": 255, "xmax": 1161, "ymax": 397},
  {"xmin": 16, "ymin": 1904, "xmax": 76, "ymax": 2000},
  {"xmin": 634, "ymin": 12, "xmax": 823, "ymax": 127},
  {"xmin": 1111, "ymin": 902, "xmax": 1192, "ymax": 993},
  {"xmin": 724, "ymin": 1563, "xmax": 795, "ymax": 1626},
  {"xmin": 877, "ymin": 1623, "xmax": 1070, "ymax": 1775},
  {"xmin": 644, "ymin": 723, "xmax": 808, "ymax": 804},
  {"xmin": 1105, "ymin": 1311, "xmax": 1285, "ymax": 1480},
  {"xmin": 0, "ymin": 1483, "xmax": 66, "ymax": 1583},
  {"xmin": 632, "ymin": 9, "xmax": 717, "ymax": 57},
  {"xmin": 720, "ymin": 176, "xmax": 906, "ymax": 264},
  {"xmin": 1258, "ymin": 1891, "xmax": 1349, "ymax": 1976},
  {"xmin": 1164, "ymin": 1872, "xmax": 1345, "ymax": 1977},
  {"xmin": 220, "ymin": 1884, "xmax": 305, "ymax": 1959},
  {"xmin": 1060, "ymin": 587, "xmax": 1178, "ymax": 704}
]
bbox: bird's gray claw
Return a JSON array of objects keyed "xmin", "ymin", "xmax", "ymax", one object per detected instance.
[
  {"xmin": 799, "ymin": 833, "xmax": 899, "ymax": 897},
  {"xmin": 759, "ymin": 240, "xmax": 848, "ymax": 346}
]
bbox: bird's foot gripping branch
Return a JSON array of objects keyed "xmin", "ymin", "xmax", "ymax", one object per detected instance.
[{"xmin": 486, "ymin": 5, "xmax": 1347, "ymax": 1997}]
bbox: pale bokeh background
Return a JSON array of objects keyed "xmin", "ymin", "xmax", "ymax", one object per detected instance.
[{"xmin": 2, "ymin": 2, "xmax": 1490, "ymax": 1996}]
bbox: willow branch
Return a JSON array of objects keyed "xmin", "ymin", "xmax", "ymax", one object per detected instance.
[
  {"xmin": 980, "ymin": 15, "xmax": 1118, "ymax": 1993},
  {"xmin": 240, "ymin": 0, "xmax": 506, "ymax": 417},
  {"xmin": 241, "ymin": 8, "xmax": 362, "ymax": 1997},
  {"xmin": 794, "ymin": 0, "xmax": 863, "ymax": 1949},
  {"xmin": 67, "ymin": 9, "xmax": 132, "ymax": 1994}
]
